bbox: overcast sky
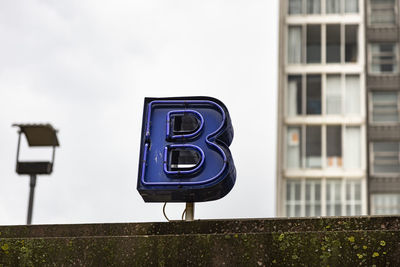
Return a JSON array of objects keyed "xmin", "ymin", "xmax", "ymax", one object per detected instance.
[{"xmin": 0, "ymin": 0, "xmax": 278, "ymax": 225}]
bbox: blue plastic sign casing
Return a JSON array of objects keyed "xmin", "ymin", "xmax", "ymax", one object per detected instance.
[{"xmin": 137, "ymin": 97, "xmax": 236, "ymax": 202}]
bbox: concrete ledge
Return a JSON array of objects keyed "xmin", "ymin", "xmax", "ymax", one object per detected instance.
[{"xmin": 1, "ymin": 216, "xmax": 400, "ymax": 266}]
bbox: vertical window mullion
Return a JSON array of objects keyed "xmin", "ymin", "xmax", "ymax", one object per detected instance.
[
  {"xmin": 303, "ymin": 25, "xmax": 307, "ymax": 63},
  {"xmin": 303, "ymin": 73, "xmax": 307, "ymax": 115},
  {"xmin": 321, "ymin": 178, "xmax": 326, "ymax": 216},
  {"xmin": 341, "ymin": 24, "xmax": 345, "ymax": 63},
  {"xmin": 322, "ymin": 73, "xmax": 326, "ymax": 115},
  {"xmin": 322, "ymin": 125, "xmax": 327, "ymax": 169},
  {"xmin": 301, "ymin": 178, "xmax": 306, "ymax": 216},
  {"xmin": 341, "ymin": 179, "xmax": 345, "ymax": 215},
  {"xmin": 322, "ymin": 24, "xmax": 326, "ymax": 64},
  {"xmin": 341, "ymin": 73, "xmax": 345, "ymax": 115}
]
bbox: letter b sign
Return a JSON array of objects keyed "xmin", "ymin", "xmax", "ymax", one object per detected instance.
[{"xmin": 137, "ymin": 97, "xmax": 236, "ymax": 202}]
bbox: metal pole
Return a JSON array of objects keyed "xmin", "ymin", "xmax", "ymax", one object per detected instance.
[
  {"xmin": 185, "ymin": 202, "xmax": 194, "ymax": 221},
  {"xmin": 27, "ymin": 174, "xmax": 37, "ymax": 225}
]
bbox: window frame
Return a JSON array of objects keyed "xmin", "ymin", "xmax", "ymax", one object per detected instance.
[
  {"xmin": 287, "ymin": 0, "xmax": 360, "ymax": 15},
  {"xmin": 285, "ymin": 124, "xmax": 361, "ymax": 170},
  {"xmin": 285, "ymin": 177, "xmax": 364, "ymax": 217},
  {"xmin": 369, "ymin": 91, "xmax": 400, "ymax": 125},
  {"xmin": 285, "ymin": 73, "xmax": 361, "ymax": 117},
  {"xmin": 368, "ymin": 43, "xmax": 399, "ymax": 75},
  {"xmin": 371, "ymin": 193, "xmax": 400, "ymax": 215},
  {"xmin": 367, "ymin": 0, "xmax": 398, "ymax": 27},
  {"xmin": 286, "ymin": 23, "xmax": 359, "ymax": 65},
  {"xmin": 370, "ymin": 142, "xmax": 400, "ymax": 176}
]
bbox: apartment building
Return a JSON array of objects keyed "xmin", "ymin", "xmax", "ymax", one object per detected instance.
[
  {"xmin": 366, "ymin": 0, "xmax": 400, "ymax": 215},
  {"xmin": 276, "ymin": 0, "xmax": 367, "ymax": 216}
]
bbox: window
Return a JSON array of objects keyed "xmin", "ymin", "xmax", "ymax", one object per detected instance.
[
  {"xmin": 286, "ymin": 180, "xmax": 302, "ymax": 217},
  {"xmin": 288, "ymin": 0, "xmax": 303, "ymax": 14},
  {"xmin": 307, "ymin": 25, "xmax": 321, "ymax": 63},
  {"xmin": 370, "ymin": 43, "xmax": 398, "ymax": 74},
  {"xmin": 345, "ymin": 0, "xmax": 359, "ymax": 13},
  {"xmin": 369, "ymin": 0, "xmax": 396, "ymax": 25},
  {"xmin": 307, "ymin": 0, "xmax": 321, "ymax": 14},
  {"xmin": 286, "ymin": 74, "xmax": 360, "ymax": 116},
  {"xmin": 286, "ymin": 125, "xmax": 361, "ymax": 170},
  {"xmin": 286, "ymin": 126, "xmax": 302, "ymax": 168},
  {"xmin": 326, "ymin": 0, "xmax": 340, "ymax": 14},
  {"xmin": 288, "ymin": 26, "xmax": 302, "ymax": 64},
  {"xmin": 344, "ymin": 127, "xmax": 361, "ymax": 169},
  {"xmin": 326, "ymin": 25, "xmax": 341, "ymax": 63},
  {"xmin": 287, "ymin": 75, "xmax": 303, "ymax": 116},
  {"xmin": 289, "ymin": 0, "xmax": 358, "ymax": 15},
  {"xmin": 306, "ymin": 126, "xmax": 322, "ymax": 168},
  {"xmin": 325, "ymin": 24, "xmax": 358, "ymax": 63},
  {"xmin": 326, "ymin": 74, "xmax": 341, "ymax": 114},
  {"xmin": 372, "ymin": 92, "xmax": 399, "ymax": 122},
  {"xmin": 327, "ymin": 126, "xmax": 342, "ymax": 168},
  {"xmin": 305, "ymin": 180, "xmax": 321, "ymax": 216},
  {"xmin": 345, "ymin": 25, "xmax": 358, "ymax": 63},
  {"xmin": 326, "ymin": 179, "xmax": 342, "ymax": 216},
  {"xmin": 285, "ymin": 178, "xmax": 363, "ymax": 217},
  {"xmin": 371, "ymin": 142, "xmax": 400, "ymax": 174},
  {"xmin": 345, "ymin": 75, "xmax": 360, "ymax": 114},
  {"xmin": 346, "ymin": 180, "xmax": 362, "ymax": 215},
  {"xmin": 372, "ymin": 194, "xmax": 400, "ymax": 215},
  {"xmin": 306, "ymin": 75, "xmax": 321, "ymax": 114},
  {"xmin": 288, "ymin": 24, "xmax": 357, "ymax": 64}
]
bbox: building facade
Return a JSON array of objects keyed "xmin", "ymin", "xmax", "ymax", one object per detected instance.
[
  {"xmin": 276, "ymin": 0, "xmax": 368, "ymax": 217},
  {"xmin": 366, "ymin": 0, "xmax": 400, "ymax": 215}
]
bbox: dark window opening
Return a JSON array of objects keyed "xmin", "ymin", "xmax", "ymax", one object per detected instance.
[
  {"xmin": 326, "ymin": 24, "xmax": 341, "ymax": 63},
  {"xmin": 307, "ymin": 25, "xmax": 321, "ymax": 63},
  {"xmin": 345, "ymin": 25, "xmax": 358, "ymax": 62},
  {"xmin": 306, "ymin": 75, "xmax": 321, "ymax": 114}
]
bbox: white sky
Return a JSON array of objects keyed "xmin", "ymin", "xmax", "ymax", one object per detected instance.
[{"xmin": 0, "ymin": 0, "xmax": 278, "ymax": 225}]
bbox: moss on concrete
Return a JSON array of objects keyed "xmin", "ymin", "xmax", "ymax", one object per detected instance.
[{"xmin": 1, "ymin": 217, "xmax": 400, "ymax": 266}]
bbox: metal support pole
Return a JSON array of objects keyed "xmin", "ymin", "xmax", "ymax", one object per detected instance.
[
  {"xmin": 185, "ymin": 202, "xmax": 194, "ymax": 221},
  {"xmin": 27, "ymin": 174, "xmax": 37, "ymax": 225}
]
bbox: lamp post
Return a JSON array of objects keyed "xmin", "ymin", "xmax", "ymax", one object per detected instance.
[{"xmin": 13, "ymin": 124, "xmax": 60, "ymax": 225}]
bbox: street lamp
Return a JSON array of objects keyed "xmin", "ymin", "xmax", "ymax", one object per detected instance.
[{"xmin": 13, "ymin": 123, "xmax": 60, "ymax": 225}]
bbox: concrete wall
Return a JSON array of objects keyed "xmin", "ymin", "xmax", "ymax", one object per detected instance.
[{"xmin": 1, "ymin": 217, "xmax": 400, "ymax": 266}]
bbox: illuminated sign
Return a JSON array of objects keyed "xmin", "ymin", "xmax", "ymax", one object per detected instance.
[{"xmin": 137, "ymin": 97, "xmax": 236, "ymax": 202}]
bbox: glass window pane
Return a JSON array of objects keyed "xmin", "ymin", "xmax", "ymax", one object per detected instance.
[
  {"xmin": 286, "ymin": 180, "xmax": 303, "ymax": 217},
  {"xmin": 372, "ymin": 92, "xmax": 399, "ymax": 122},
  {"xmin": 370, "ymin": 0, "xmax": 395, "ymax": 25},
  {"xmin": 307, "ymin": 0, "xmax": 321, "ymax": 14},
  {"xmin": 306, "ymin": 75, "xmax": 321, "ymax": 114},
  {"xmin": 287, "ymin": 76, "xmax": 303, "ymax": 116},
  {"xmin": 326, "ymin": 25, "xmax": 341, "ymax": 63},
  {"xmin": 327, "ymin": 126, "xmax": 342, "ymax": 168},
  {"xmin": 306, "ymin": 126, "xmax": 321, "ymax": 168},
  {"xmin": 326, "ymin": 74, "xmax": 341, "ymax": 114},
  {"xmin": 289, "ymin": 0, "xmax": 303, "ymax": 14},
  {"xmin": 287, "ymin": 127, "xmax": 302, "ymax": 168},
  {"xmin": 344, "ymin": 127, "xmax": 361, "ymax": 169},
  {"xmin": 345, "ymin": 25, "xmax": 358, "ymax": 63},
  {"xmin": 288, "ymin": 26, "xmax": 302, "ymax": 64},
  {"xmin": 372, "ymin": 194, "xmax": 400, "ymax": 215},
  {"xmin": 373, "ymin": 142, "xmax": 400, "ymax": 174},
  {"xmin": 326, "ymin": 179, "xmax": 342, "ymax": 216},
  {"xmin": 305, "ymin": 179, "xmax": 321, "ymax": 217},
  {"xmin": 370, "ymin": 43, "xmax": 398, "ymax": 74},
  {"xmin": 307, "ymin": 25, "xmax": 321, "ymax": 63},
  {"xmin": 345, "ymin": 0, "xmax": 358, "ymax": 13},
  {"xmin": 345, "ymin": 75, "xmax": 360, "ymax": 114},
  {"xmin": 326, "ymin": 0, "xmax": 340, "ymax": 13}
]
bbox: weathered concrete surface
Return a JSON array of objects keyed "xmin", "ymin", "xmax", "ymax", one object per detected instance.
[{"xmin": 1, "ymin": 216, "xmax": 400, "ymax": 266}]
